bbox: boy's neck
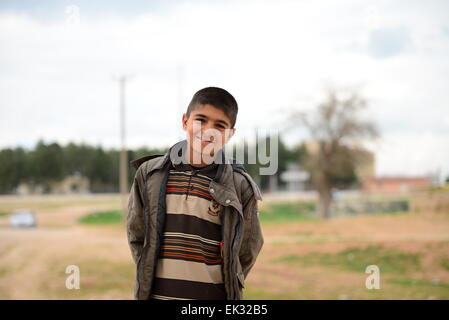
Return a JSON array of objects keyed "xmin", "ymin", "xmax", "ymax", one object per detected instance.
[{"xmin": 186, "ymin": 143, "xmax": 220, "ymax": 167}]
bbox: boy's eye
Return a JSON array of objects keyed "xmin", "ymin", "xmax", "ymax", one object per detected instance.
[
  {"xmin": 215, "ymin": 125, "xmax": 225, "ymax": 130},
  {"xmin": 195, "ymin": 118, "xmax": 205, "ymax": 122}
]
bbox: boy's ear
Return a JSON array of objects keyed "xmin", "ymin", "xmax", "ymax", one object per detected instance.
[
  {"xmin": 182, "ymin": 113, "xmax": 188, "ymax": 131},
  {"xmin": 225, "ymin": 127, "xmax": 236, "ymax": 143}
]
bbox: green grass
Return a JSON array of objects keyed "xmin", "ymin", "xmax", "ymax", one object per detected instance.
[
  {"xmin": 243, "ymin": 285, "xmax": 306, "ymax": 300},
  {"xmin": 0, "ymin": 266, "xmax": 9, "ymax": 277},
  {"xmin": 259, "ymin": 202, "xmax": 317, "ymax": 223},
  {"xmin": 40, "ymin": 257, "xmax": 134, "ymax": 299},
  {"xmin": 0, "ymin": 211, "xmax": 7, "ymax": 217},
  {"xmin": 274, "ymin": 245, "xmax": 421, "ymax": 274},
  {"xmin": 388, "ymin": 278, "xmax": 449, "ymax": 289},
  {"xmin": 258, "ymin": 199, "xmax": 410, "ymax": 223},
  {"xmin": 441, "ymin": 258, "xmax": 449, "ymax": 271},
  {"xmin": 78, "ymin": 210, "xmax": 123, "ymax": 225}
]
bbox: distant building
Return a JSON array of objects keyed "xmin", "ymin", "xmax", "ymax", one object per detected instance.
[
  {"xmin": 280, "ymin": 162, "xmax": 310, "ymax": 191},
  {"xmin": 49, "ymin": 172, "xmax": 90, "ymax": 194},
  {"xmin": 16, "ymin": 172, "xmax": 90, "ymax": 195},
  {"xmin": 301, "ymin": 140, "xmax": 432, "ymax": 195},
  {"xmin": 361, "ymin": 176, "xmax": 432, "ymax": 194},
  {"xmin": 16, "ymin": 183, "xmax": 44, "ymax": 195}
]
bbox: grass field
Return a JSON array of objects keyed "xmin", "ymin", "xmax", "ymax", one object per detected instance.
[{"xmin": 0, "ymin": 194, "xmax": 449, "ymax": 299}]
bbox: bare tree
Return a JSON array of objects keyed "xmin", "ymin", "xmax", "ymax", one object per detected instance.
[{"xmin": 290, "ymin": 89, "xmax": 378, "ymax": 219}]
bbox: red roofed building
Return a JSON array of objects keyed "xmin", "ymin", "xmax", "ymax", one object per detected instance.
[{"xmin": 362, "ymin": 176, "xmax": 432, "ymax": 194}]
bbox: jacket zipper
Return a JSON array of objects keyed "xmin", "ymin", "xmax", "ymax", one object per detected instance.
[
  {"xmin": 185, "ymin": 171, "xmax": 196, "ymax": 200},
  {"xmin": 231, "ymin": 212, "xmax": 242, "ymax": 299}
]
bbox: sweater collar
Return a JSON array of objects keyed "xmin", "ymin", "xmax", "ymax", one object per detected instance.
[{"xmin": 168, "ymin": 139, "xmax": 225, "ymax": 181}]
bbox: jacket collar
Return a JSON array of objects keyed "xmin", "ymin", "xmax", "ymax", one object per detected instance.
[
  {"xmin": 130, "ymin": 139, "xmax": 244, "ymax": 217},
  {"xmin": 133, "ymin": 140, "xmax": 230, "ymax": 183},
  {"xmin": 168, "ymin": 139, "xmax": 225, "ymax": 181}
]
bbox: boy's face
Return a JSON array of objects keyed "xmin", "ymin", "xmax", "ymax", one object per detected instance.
[{"xmin": 182, "ymin": 104, "xmax": 235, "ymax": 164}]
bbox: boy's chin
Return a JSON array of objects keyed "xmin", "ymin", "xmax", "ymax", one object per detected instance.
[
  {"xmin": 192, "ymin": 148, "xmax": 216, "ymax": 157},
  {"xmin": 189, "ymin": 145, "xmax": 223, "ymax": 161},
  {"xmin": 188, "ymin": 140, "xmax": 221, "ymax": 152}
]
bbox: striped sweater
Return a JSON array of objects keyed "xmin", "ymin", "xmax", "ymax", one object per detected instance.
[{"xmin": 150, "ymin": 161, "xmax": 226, "ymax": 300}]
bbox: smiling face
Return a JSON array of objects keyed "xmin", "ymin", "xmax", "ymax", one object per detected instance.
[{"xmin": 182, "ymin": 104, "xmax": 235, "ymax": 166}]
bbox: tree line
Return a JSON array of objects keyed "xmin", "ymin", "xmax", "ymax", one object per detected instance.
[
  {"xmin": 0, "ymin": 140, "xmax": 165, "ymax": 194},
  {"xmin": 0, "ymin": 135, "xmax": 363, "ymax": 195}
]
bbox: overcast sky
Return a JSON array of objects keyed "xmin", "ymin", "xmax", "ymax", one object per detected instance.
[{"xmin": 1, "ymin": 0, "xmax": 448, "ymax": 180}]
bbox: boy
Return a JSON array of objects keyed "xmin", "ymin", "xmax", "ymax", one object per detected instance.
[{"xmin": 126, "ymin": 87, "xmax": 263, "ymax": 300}]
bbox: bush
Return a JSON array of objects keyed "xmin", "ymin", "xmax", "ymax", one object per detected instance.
[{"xmin": 78, "ymin": 210, "xmax": 123, "ymax": 225}]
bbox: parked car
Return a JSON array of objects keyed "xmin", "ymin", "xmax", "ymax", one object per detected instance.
[{"xmin": 10, "ymin": 210, "xmax": 37, "ymax": 228}]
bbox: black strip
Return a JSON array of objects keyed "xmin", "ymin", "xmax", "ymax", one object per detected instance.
[
  {"xmin": 151, "ymin": 278, "xmax": 227, "ymax": 300},
  {"xmin": 0, "ymin": 300, "xmax": 442, "ymax": 318},
  {"xmin": 158, "ymin": 252, "xmax": 222, "ymax": 265},
  {"xmin": 164, "ymin": 214, "xmax": 222, "ymax": 241},
  {"xmin": 159, "ymin": 249, "xmax": 223, "ymax": 266}
]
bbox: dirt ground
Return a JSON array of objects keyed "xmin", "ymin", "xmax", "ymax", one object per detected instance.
[{"xmin": 1, "ymin": 194, "xmax": 449, "ymax": 300}]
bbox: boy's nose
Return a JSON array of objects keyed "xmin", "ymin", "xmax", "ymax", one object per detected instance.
[{"xmin": 200, "ymin": 130, "xmax": 215, "ymax": 141}]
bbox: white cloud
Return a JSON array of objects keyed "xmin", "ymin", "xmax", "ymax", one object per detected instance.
[
  {"xmin": 374, "ymin": 131, "xmax": 449, "ymax": 180},
  {"xmin": 0, "ymin": 0, "xmax": 448, "ymax": 177}
]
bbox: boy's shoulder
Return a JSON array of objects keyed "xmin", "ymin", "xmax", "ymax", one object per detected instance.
[
  {"xmin": 229, "ymin": 160, "xmax": 262, "ymax": 201},
  {"xmin": 130, "ymin": 154, "xmax": 167, "ymax": 172}
]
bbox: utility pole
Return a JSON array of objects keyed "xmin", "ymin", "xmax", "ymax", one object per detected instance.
[
  {"xmin": 118, "ymin": 75, "xmax": 128, "ymax": 217},
  {"xmin": 176, "ymin": 64, "xmax": 184, "ymax": 140}
]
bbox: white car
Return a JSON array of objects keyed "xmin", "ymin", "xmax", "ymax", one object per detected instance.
[{"xmin": 10, "ymin": 210, "xmax": 37, "ymax": 228}]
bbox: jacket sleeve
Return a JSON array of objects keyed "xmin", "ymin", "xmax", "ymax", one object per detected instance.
[
  {"xmin": 126, "ymin": 165, "xmax": 146, "ymax": 265},
  {"xmin": 238, "ymin": 184, "xmax": 264, "ymax": 279}
]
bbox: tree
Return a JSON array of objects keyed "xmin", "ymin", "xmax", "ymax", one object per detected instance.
[
  {"xmin": 31, "ymin": 140, "xmax": 64, "ymax": 186},
  {"xmin": 0, "ymin": 147, "xmax": 30, "ymax": 194},
  {"xmin": 290, "ymin": 89, "xmax": 378, "ymax": 219}
]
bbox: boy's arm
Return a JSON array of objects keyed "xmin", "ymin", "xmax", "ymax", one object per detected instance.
[
  {"xmin": 238, "ymin": 185, "xmax": 264, "ymax": 279},
  {"xmin": 126, "ymin": 166, "xmax": 146, "ymax": 265}
]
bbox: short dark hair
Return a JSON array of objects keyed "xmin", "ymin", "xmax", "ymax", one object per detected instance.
[{"xmin": 186, "ymin": 87, "xmax": 238, "ymax": 128}]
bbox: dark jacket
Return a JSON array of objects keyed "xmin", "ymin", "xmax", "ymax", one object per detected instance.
[{"xmin": 126, "ymin": 140, "xmax": 264, "ymax": 300}]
